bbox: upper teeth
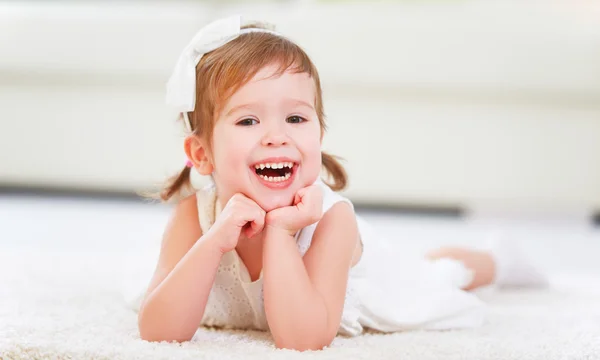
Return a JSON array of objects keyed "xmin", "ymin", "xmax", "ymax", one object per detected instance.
[{"xmin": 254, "ymin": 162, "xmax": 294, "ymax": 170}]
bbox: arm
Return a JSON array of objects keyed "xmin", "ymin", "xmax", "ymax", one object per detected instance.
[
  {"xmin": 137, "ymin": 192, "xmax": 265, "ymax": 342},
  {"xmin": 137, "ymin": 194, "xmax": 223, "ymax": 342},
  {"xmin": 263, "ymin": 201, "xmax": 360, "ymax": 351}
]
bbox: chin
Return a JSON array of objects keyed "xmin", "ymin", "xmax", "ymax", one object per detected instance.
[{"xmin": 256, "ymin": 192, "xmax": 295, "ymax": 212}]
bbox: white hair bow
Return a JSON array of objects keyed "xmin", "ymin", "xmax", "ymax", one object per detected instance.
[{"xmin": 165, "ymin": 15, "xmax": 278, "ymax": 131}]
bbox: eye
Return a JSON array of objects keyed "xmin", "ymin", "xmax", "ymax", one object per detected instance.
[
  {"xmin": 286, "ymin": 115, "xmax": 306, "ymax": 124},
  {"xmin": 236, "ymin": 118, "xmax": 258, "ymax": 126}
]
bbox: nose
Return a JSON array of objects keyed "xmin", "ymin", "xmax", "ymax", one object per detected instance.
[{"xmin": 261, "ymin": 121, "xmax": 289, "ymax": 147}]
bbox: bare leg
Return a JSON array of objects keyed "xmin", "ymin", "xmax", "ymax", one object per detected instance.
[{"xmin": 426, "ymin": 247, "xmax": 496, "ymax": 291}]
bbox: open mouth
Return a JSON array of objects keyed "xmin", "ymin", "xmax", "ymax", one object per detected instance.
[{"xmin": 253, "ymin": 161, "xmax": 295, "ymax": 183}]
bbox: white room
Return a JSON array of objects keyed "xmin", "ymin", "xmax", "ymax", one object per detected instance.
[{"xmin": 1, "ymin": 0, "xmax": 599, "ymax": 359}]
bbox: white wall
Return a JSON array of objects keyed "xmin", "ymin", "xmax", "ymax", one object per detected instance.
[{"xmin": 1, "ymin": 1, "xmax": 599, "ymax": 212}]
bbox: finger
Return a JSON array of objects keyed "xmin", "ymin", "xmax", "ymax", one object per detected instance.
[
  {"xmin": 295, "ymin": 186, "xmax": 309, "ymax": 199},
  {"xmin": 295, "ymin": 186, "xmax": 315, "ymax": 209},
  {"xmin": 232, "ymin": 203, "xmax": 257, "ymax": 229},
  {"xmin": 299, "ymin": 186, "xmax": 323, "ymax": 221},
  {"xmin": 249, "ymin": 210, "xmax": 265, "ymax": 238},
  {"xmin": 243, "ymin": 199, "xmax": 266, "ymax": 222},
  {"xmin": 244, "ymin": 219, "xmax": 262, "ymax": 238},
  {"xmin": 230, "ymin": 193, "xmax": 258, "ymax": 212},
  {"xmin": 294, "ymin": 185, "xmax": 314, "ymax": 207},
  {"xmin": 243, "ymin": 225, "xmax": 256, "ymax": 239},
  {"xmin": 238, "ymin": 194, "xmax": 266, "ymax": 212},
  {"xmin": 293, "ymin": 193, "xmax": 302, "ymax": 206},
  {"xmin": 244, "ymin": 205, "xmax": 265, "ymax": 238},
  {"xmin": 265, "ymin": 206, "xmax": 297, "ymax": 230}
]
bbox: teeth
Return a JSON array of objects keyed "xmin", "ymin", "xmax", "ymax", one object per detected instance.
[
  {"xmin": 254, "ymin": 162, "xmax": 295, "ymax": 169},
  {"xmin": 258, "ymin": 173, "xmax": 292, "ymax": 182}
]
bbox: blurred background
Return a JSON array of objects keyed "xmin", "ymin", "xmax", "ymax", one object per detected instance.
[
  {"xmin": 2, "ymin": 3, "xmax": 600, "ymax": 355},
  {"xmin": 1, "ymin": 0, "xmax": 600, "ymax": 218},
  {"xmin": 2, "ymin": 3, "xmax": 600, "ymax": 356}
]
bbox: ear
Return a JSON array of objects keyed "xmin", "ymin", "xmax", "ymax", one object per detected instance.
[{"xmin": 184, "ymin": 135, "xmax": 214, "ymax": 175}]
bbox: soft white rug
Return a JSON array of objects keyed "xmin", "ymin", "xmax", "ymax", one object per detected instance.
[
  {"xmin": 2, "ymin": 197, "xmax": 600, "ymax": 359},
  {"xmin": 1, "ymin": 249, "xmax": 600, "ymax": 360}
]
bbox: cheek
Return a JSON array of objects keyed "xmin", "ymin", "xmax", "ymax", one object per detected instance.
[
  {"xmin": 211, "ymin": 127, "xmax": 253, "ymax": 190},
  {"xmin": 213, "ymin": 126, "xmax": 251, "ymax": 167},
  {"xmin": 299, "ymin": 130, "xmax": 324, "ymax": 186},
  {"xmin": 305, "ymin": 146, "xmax": 322, "ymax": 183}
]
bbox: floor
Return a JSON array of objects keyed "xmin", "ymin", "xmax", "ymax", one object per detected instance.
[
  {"xmin": 1, "ymin": 194, "xmax": 600, "ymax": 359},
  {"xmin": 1, "ymin": 194, "xmax": 599, "ymax": 279}
]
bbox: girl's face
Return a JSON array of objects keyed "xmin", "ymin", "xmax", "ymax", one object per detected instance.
[{"xmin": 210, "ymin": 64, "xmax": 322, "ymax": 212}]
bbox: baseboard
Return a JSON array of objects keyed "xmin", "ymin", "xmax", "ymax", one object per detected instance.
[
  {"xmin": 593, "ymin": 211, "xmax": 600, "ymax": 227},
  {"xmin": 3, "ymin": 184, "xmax": 598, "ymax": 225},
  {"xmin": 353, "ymin": 203, "xmax": 463, "ymax": 218},
  {"xmin": 0, "ymin": 184, "xmax": 464, "ymax": 217},
  {"xmin": 0, "ymin": 184, "xmax": 144, "ymax": 203}
]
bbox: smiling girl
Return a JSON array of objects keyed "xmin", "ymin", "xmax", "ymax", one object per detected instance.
[{"xmin": 135, "ymin": 16, "xmax": 547, "ymax": 351}]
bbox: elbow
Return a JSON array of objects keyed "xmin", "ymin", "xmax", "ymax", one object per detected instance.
[
  {"xmin": 273, "ymin": 330, "xmax": 336, "ymax": 352},
  {"xmin": 275, "ymin": 341, "xmax": 327, "ymax": 352},
  {"xmin": 137, "ymin": 309, "xmax": 193, "ymax": 343},
  {"xmin": 139, "ymin": 334, "xmax": 192, "ymax": 343},
  {"xmin": 269, "ymin": 302, "xmax": 338, "ymax": 351},
  {"xmin": 138, "ymin": 326, "xmax": 193, "ymax": 343}
]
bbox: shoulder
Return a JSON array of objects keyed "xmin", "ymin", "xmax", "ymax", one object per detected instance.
[
  {"xmin": 310, "ymin": 182, "xmax": 359, "ymax": 251},
  {"xmin": 163, "ymin": 193, "xmax": 202, "ymax": 246},
  {"xmin": 302, "ymin": 188, "xmax": 360, "ymax": 289},
  {"xmin": 154, "ymin": 194, "xmax": 202, "ymax": 278},
  {"xmin": 317, "ymin": 179, "xmax": 354, "ymax": 214},
  {"xmin": 140, "ymin": 194, "xmax": 202, "ymax": 303},
  {"xmin": 315, "ymin": 201, "xmax": 358, "ymax": 235},
  {"xmin": 175, "ymin": 192, "xmax": 200, "ymax": 218},
  {"xmin": 316, "ymin": 200, "xmax": 357, "ymax": 239},
  {"xmin": 307, "ymin": 181, "xmax": 361, "ymax": 263}
]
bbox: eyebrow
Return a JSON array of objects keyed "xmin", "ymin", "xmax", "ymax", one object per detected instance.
[
  {"xmin": 225, "ymin": 103, "xmax": 260, "ymax": 117},
  {"xmin": 286, "ymin": 99, "xmax": 315, "ymax": 111},
  {"xmin": 224, "ymin": 99, "xmax": 315, "ymax": 117}
]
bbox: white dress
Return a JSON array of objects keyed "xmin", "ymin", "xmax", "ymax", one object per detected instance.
[{"xmin": 195, "ymin": 179, "xmax": 486, "ymax": 336}]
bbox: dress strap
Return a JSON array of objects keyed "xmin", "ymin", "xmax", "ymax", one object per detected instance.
[{"xmin": 195, "ymin": 182, "xmax": 219, "ymax": 235}]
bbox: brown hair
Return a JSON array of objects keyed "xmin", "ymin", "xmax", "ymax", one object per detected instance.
[{"xmin": 158, "ymin": 24, "xmax": 347, "ymax": 202}]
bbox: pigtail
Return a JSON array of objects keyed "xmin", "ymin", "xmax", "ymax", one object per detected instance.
[
  {"xmin": 161, "ymin": 166, "xmax": 193, "ymax": 202},
  {"xmin": 321, "ymin": 151, "xmax": 347, "ymax": 191}
]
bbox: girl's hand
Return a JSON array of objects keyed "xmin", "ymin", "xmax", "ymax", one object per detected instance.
[
  {"xmin": 266, "ymin": 185, "xmax": 323, "ymax": 237},
  {"xmin": 207, "ymin": 193, "xmax": 266, "ymax": 253}
]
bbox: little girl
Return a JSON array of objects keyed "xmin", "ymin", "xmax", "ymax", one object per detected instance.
[{"xmin": 135, "ymin": 15, "xmax": 546, "ymax": 351}]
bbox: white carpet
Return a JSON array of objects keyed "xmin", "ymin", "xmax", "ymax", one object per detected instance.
[{"xmin": 1, "ymin": 196, "xmax": 600, "ymax": 359}]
